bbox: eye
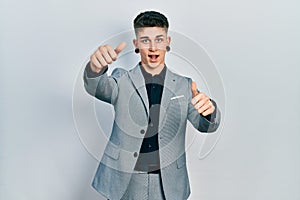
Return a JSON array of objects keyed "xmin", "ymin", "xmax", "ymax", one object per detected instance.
[
  {"xmin": 155, "ymin": 38, "xmax": 163, "ymax": 43},
  {"xmin": 141, "ymin": 39, "xmax": 149, "ymax": 43}
]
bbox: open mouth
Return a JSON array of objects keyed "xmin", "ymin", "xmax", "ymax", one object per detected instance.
[{"xmin": 148, "ymin": 54, "xmax": 159, "ymax": 62}]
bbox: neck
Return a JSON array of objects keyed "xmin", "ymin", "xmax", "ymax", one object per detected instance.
[{"xmin": 141, "ymin": 63, "xmax": 165, "ymax": 76}]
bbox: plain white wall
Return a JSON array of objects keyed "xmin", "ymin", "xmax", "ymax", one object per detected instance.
[{"xmin": 1, "ymin": 0, "xmax": 300, "ymax": 199}]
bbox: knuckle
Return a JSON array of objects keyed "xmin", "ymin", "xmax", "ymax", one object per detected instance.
[
  {"xmin": 105, "ymin": 44, "xmax": 112, "ymax": 50},
  {"xmin": 96, "ymin": 52, "xmax": 104, "ymax": 60},
  {"xmin": 105, "ymin": 55, "xmax": 112, "ymax": 62},
  {"xmin": 111, "ymin": 55, "xmax": 117, "ymax": 60},
  {"xmin": 95, "ymin": 50, "xmax": 102, "ymax": 57},
  {"xmin": 206, "ymin": 101, "xmax": 210, "ymax": 107},
  {"xmin": 99, "ymin": 46, "xmax": 106, "ymax": 52},
  {"xmin": 199, "ymin": 93, "xmax": 205, "ymax": 99},
  {"xmin": 91, "ymin": 57, "xmax": 97, "ymax": 64}
]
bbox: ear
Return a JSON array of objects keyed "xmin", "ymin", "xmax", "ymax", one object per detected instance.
[
  {"xmin": 133, "ymin": 39, "xmax": 138, "ymax": 48},
  {"xmin": 167, "ymin": 36, "xmax": 171, "ymax": 46}
]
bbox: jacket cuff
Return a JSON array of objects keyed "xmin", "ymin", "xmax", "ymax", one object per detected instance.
[{"xmin": 85, "ymin": 62, "xmax": 108, "ymax": 78}]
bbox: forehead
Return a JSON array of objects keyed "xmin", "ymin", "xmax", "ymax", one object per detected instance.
[{"xmin": 135, "ymin": 27, "xmax": 167, "ymax": 38}]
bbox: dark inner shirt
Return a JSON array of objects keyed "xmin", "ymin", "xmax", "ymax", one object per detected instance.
[{"xmin": 134, "ymin": 63, "xmax": 166, "ymax": 172}]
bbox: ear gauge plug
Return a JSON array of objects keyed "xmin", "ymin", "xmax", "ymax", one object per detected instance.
[
  {"xmin": 135, "ymin": 48, "xmax": 140, "ymax": 53},
  {"xmin": 166, "ymin": 46, "xmax": 171, "ymax": 52}
]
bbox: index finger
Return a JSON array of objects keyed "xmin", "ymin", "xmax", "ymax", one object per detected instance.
[
  {"xmin": 106, "ymin": 45, "xmax": 117, "ymax": 61},
  {"xmin": 191, "ymin": 93, "xmax": 206, "ymax": 105}
]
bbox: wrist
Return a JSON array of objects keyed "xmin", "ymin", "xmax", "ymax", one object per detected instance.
[{"xmin": 90, "ymin": 63, "xmax": 102, "ymax": 73}]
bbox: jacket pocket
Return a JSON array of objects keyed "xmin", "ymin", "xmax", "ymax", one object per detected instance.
[
  {"xmin": 176, "ymin": 154, "xmax": 186, "ymax": 169},
  {"xmin": 104, "ymin": 142, "xmax": 120, "ymax": 160}
]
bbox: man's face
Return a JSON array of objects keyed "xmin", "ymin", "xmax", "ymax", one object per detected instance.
[{"xmin": 133, "ymin": 27, "xmax": 171, "ymax": 69}]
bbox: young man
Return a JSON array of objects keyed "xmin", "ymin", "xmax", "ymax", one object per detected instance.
[{"xmin": 83, "ymin": 11, "xmax": 221, "ymax": 200}]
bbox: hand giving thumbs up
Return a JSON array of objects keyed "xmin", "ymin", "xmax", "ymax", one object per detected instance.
[
  {"xmin": 90, "ymin": 42, "xmax": 126, "ymax": 73},
  {"xmin": 190, "ymin": 81, "xmax": 215, "ymax": 116}
]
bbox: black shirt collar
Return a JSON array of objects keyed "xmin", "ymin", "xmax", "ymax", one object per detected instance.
[{"xmin": 139, "ymin": 62, "xmax": 166, "ymax": 85}]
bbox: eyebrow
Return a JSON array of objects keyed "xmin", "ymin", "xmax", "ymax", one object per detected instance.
[{"xmin": 139, "ymin": 35, "xmax": 165, "ymax": 39}]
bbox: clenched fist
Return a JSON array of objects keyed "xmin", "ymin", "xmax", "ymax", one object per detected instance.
[
  {"xmin": 190, "ymin": 81, "xmax": 215, "ymax": 116},
  {"xmin": 90, "ymin": 42, "xmax": 126, "ymax": 73}
]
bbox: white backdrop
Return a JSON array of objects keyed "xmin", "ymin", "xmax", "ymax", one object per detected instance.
[{"xmin": 1, "ymin": 0, "xmax": 300, "ymax": 199}]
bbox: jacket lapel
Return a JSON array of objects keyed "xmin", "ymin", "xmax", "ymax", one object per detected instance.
[
  {"xmin": 128, "ymin": 64, "xmax": 149, "ymax": 117},
  {"xmin": 128, "ymin": 64, "xmax": 177, "ymax": 123},
  {"xmin": 159, "ymin": 68, "xmax": 177, "ymax": 124}
]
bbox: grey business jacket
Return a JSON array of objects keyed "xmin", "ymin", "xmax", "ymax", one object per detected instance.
[{"xmin": 83, "ymin": 63, "xmax": 221, "ymax": 200}]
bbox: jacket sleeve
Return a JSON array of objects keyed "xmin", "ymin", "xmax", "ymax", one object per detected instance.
[
  {"xmin": 186, "ymin": 78, "xmax": 221, "ymax": 133},
  {"xmin": 83, "ymin": 62, "xmax": 125, "ymax": 105}
]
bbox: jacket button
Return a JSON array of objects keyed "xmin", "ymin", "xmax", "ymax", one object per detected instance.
[
  {"xmin": 133, "ymin": 152, "xmax": 138, "ymax": 157},
  {"xmin": 140, "ymin": 129, "xmax": 145, "ymax": 134}
]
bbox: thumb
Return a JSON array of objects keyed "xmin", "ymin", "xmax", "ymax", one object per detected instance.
[
  {"xmin": 191, "ymin": 81, "xmax": 199, "ymax": 97},
  {"xmin": 114, "ymin": 42, "xmax": 126, "ymax": 54}
]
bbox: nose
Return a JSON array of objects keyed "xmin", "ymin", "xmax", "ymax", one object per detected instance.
[{"xmin": 149, "ymin": 41, "xmax": 157, "ymax": 51}]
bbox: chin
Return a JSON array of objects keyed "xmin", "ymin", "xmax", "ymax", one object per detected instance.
[{"xmin": 146, "ymin": 62, "xmax": 164, "ymax": 69}]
